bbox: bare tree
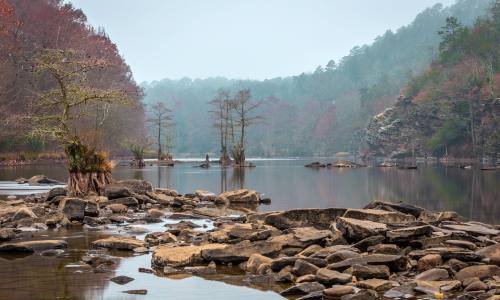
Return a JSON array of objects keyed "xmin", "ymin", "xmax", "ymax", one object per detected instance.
[
  {"xmin": 209, "ymin": 88, "xmax": 232, "ymax": 165},
  {"xmin": 29, "ymin": 49, "xmax": 130, "ymax": 196},
  {"xmin": 231, "ymin": 89, "xmax": 262, "ymax": 166},
  {"xmin": 147, "ymin": 102, "xmax": 173, "ymax": 160}
]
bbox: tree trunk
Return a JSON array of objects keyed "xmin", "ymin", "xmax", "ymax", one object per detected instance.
[
  {"xmin": 469, "ymin": 98, "xmax": 476, "ymax": 157},
  {"xmin": 67, "ymin": 170, "xmax": 112, "ymax": 196}
]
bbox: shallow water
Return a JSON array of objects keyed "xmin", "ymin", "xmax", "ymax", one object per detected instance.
[
  {"xmin": 0, "ymin": 217, "xmax": 284, "ymax": 300},
  {"xmin": 1, "ymin": 158, "xmax": 499, "ymax": 223}
]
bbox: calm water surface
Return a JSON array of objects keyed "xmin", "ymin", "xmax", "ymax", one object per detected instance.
[
  {"xmin": 1, "ymin": 158, "xmax": 499, "ymax": 223},
  {"xmin": 0, "ymin": 158, "xmax": 499, "ymax": 300}
]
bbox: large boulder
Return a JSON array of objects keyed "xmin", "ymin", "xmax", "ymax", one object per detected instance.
[
  {"xmin": 408, "ymin": 247, "xmax": 480, "ymax": 261},
  {"xmin": 61, "ymin": 198, "xmax": 88, "ymax": 221},
  {"xmin": 327, "ymin": 254, "xmax": 408, "ymax": 272},
  {"xmin": 218, "ymin": 189, "xmax": 259, "ymax": 203},
  {"xmin": 11, "ymin": 207, "xmax": 37, "ymax": 221},
  {"xmin": 270, "ymin": 256, "xmax": 327, "ymax": 272},
  {"xmin": 363, "ymin": 201, "xmax": 427, "ymax": 218},
  {"xmin": 335, "ymin": 217, "xmax": 388, "ymax": 241},
  {"xmin": 152, "ymin": 244, "xmax": 226, "ymax": 267},
  {"xmin": 103, "ymin": 184, "xmax": 132, "ymax": 199},
  {"xmin": 246, "ymin": 253, "xmax": 273, "ymax": 275},
  {"xmin": 415, "ymin": 268, "xmax": 449, "ymax": 281},
  {"xmin": 104, "ymin": 197, "xmax": 139, "ymax": 207},
  {"xmin": 208, "ymin": 223, "xmax": 279, "ymax": 243},
  {"xmin": 91, "ymin": 236, "xmax": 146, "ymax": 251},
  {"xmin": 476, "ymin": 244, "xmax": 500, "ymax": 265},
  {"xmin": 107, "ymin": 204, "xmax": 128, "ymax": 213},
  {"xmin": 264, "ymin": 208, "xmax": 347, "ymax": 230},
  {"xmin": 201, "ymin": 240, "xmax": 282, "ymax": 264},
  {"xmin": 356, "ymin": 278, "xmax": 393, "ymax": 291},
  {"xmin": 417, "ymin": 254, "xmax": 443, "ymax": 272},
  {"xmin": 195, "ymin": 190, "xmax": 217, "ymax": 202},
  {"xmin": 292, "ymin": 259, "xmax": 320, "ymax": 276},
  {"xmin": 59, "ymin": 198, "xmax": 87, "ymax": 221},
  {"xmin": 386, "ymin": 225, "xmax": 432, "ymax": 243},
  {"xmin": 46, "ymin": 187, "xmax": 67, "ymax": 201},
  {"xmin": 280, "ymin": 282, "xmax": 325, "ymax": 296},
  {"xmin": 455, "ymin": 265, "xmax": 500, "ymax": 281},
  {"xmin": 441, "ymin": 223, "xmax": 499, "ymax": 236},
  {"xmin": 343, "ymin": 208, "xmax": 415, "ymax": 224},
  {"xmin": 315, "ymin": 268, "xmax": 353, "ymax": 284},
  {"xmin": 115, "ymin": 180, "xmax": 153, "ymax": 194},
  {"xmin": 345, "ymin": 264, "xmax": 390, "ymax": 279},
  {"xmin": 0, "ymin": 240, "xmax": 67, "ymax": 252},
  {"xmin": 292, "ymin": 227, "xmax": 332, "ymax": 244}
]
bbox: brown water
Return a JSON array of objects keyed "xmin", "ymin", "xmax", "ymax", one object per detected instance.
[{"xmin": 0, "ymin": 158, "xmax": 499, "ymax": 299}]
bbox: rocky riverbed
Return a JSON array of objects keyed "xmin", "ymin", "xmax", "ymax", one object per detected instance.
[{"xmin": 0, "ymin": 179, "xmax": 499, "ymax": 299}]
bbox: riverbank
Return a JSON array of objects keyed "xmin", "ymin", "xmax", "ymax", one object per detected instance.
[{"xmin": 0, "ymin": 180, "xmax": 498, "ymax": 299}]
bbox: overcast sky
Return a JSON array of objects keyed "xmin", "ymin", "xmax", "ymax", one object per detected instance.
[{"xmin": 69, "ymin": 0, "xmax": 456, "ymax": 83}]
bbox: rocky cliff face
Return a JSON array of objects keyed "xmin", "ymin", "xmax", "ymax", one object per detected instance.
[{"xmin": 364, "ymin": 96, "xmax": 500, "ymax": 158}]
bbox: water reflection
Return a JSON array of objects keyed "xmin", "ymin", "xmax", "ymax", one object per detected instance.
[{"xmin": 0, "ymin": 159, "xmax": 498, "ymax": 223}]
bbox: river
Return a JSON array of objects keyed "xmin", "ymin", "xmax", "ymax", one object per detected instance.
[
  {"xmin": 1, "ymin": 158, "xmax": 498, "ymax": 223},
  {"xmin": 0, "ymin": 158, "xmax": 498, "ymax": 299}
]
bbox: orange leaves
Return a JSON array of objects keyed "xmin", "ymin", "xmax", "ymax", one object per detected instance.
[{"xmin": 0, "ymin": 0, "xmax": 13, "ymax": 17}]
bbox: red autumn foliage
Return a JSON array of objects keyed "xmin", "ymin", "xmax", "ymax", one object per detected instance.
[{"xmin": 0, "ymin": 0, "xmax": 145, "ymax": 154}]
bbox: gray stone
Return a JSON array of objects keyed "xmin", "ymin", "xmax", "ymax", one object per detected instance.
[
  {"xmin": 280, "ymin": 282, "xmax": 325, "ymax": 296},
  {"xmin": 336, "ymin": 217, "xmax": 387, "ymax": 241},
  {"xmin": 415, "ymin": 268, "xmax": 449, "ymax": 281},
  {"xmin": 345, "ymin": 264, "xmax": 390, "ymax": 279},
  {"xmin": 293, "ymin": 259, "xmax": 320, "ymax": 277},
  {"xmin": 316, "ymin": 268, "xmax": 353, "ymax": 285},
  {"xmin": 456, "ymin": 265, "xmax": 500, "ymax": 281}
]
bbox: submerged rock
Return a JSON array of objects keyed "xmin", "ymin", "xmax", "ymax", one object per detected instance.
[
  {"xmin": 305, "ymin": 162, "xmax": 326, "ymax": 168},
  {"xmin": 110, "ymin": 275, "xmax": 134, "ymax": 285},
  {"xmin": 0, "ymin": 240, "xmax": 67, "ymax": 252},
  {"xmin": 28, "ymin": 175, "xmax": 64, "ymax": 185}
]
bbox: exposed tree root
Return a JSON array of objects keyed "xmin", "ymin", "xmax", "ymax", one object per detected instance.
[{"xmin": 68, "ymin": 171, "xmax": 112, "ymax": 197}]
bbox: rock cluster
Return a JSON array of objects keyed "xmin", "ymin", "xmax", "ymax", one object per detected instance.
[
  {"xmin": 1, "ymin": 179, "xmax": 499, "ymax": 300},
  {"xmin": 150, "ymin": 201, "xmax": 500, "ymax": 300}
]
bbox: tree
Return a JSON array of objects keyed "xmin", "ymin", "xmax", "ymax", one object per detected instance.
[
  {"xmin": 231, "ymin": 89, "xmax": 262, "ymax": 166},
  {"xmin": 492, "ymin": 0, "xmax": 500, "ymax": 27},
  {"xmin": 325, "ymin": 59, "xmax": 337, "ymax": 71},
  {"xmin": 30, "ymin": 49, "xmax": 130, "ymax": 196},
  {"xmin": 209, "ymin": 88, "xmax": 232, "ymax": 165},
  {"xmin": 438, "ymin": 17, "xmax": 468, "ymax": 63},
  {"xmin": 124, "ymin": 136, "xmax": 151, "ymax": 167},
  {"xmin": 147, "ymin": 102, "xmax": 173, "ymax": 160}
]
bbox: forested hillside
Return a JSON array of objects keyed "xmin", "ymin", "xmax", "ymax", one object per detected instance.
[
  {"xmin": 366, "ymin": 1, "xmax": 500, "ymax": 158},
  {"xmin": 0, "ymin": 0, "xmax": 145, "ymax": 156},
  {"xmin": 143, "ymin": 0, "xmax": 492, "ymax": 157}
]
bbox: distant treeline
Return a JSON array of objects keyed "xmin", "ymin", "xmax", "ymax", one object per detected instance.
[
  {"xmin": 0, "ymin": 0, "xmax": 145, "ymax": 155},
  {"xmin": 366, "ymin": 1, "xmax": 500, "ymax": 158},
  {"xmin": 143, "ymin": 0, "xmax": 492, "ymax": 157}
]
